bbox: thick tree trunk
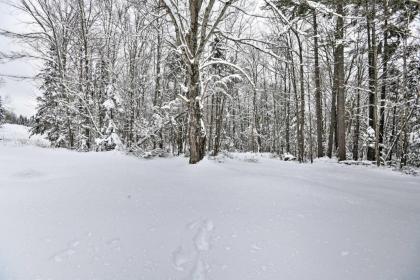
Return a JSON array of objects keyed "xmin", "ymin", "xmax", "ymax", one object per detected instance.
[{"xmin": 188, "ymin": 63, "xmax": 206, "ymax": 164}]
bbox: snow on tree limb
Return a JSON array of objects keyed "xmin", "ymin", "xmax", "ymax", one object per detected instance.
[{"xmin": 201, "ymin": 60, "xmax": 255, "ymax": 89}]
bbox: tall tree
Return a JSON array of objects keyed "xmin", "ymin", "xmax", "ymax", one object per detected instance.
[
  {"xmin": 161, "ymin": 0, "xmax": 237, "ymax": 164},
  {"xmin": 366, "ymin": 0, "xmax": 378, "ymax": 161},
  {"xmin": 313, "ymin": 10, "xmax": 324, "ymax": 158},
  {"xmin": 336, "ymin": 0, "xmax": 346, "ymax": 161}
]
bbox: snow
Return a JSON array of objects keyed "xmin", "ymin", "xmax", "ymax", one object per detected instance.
[
  {"xmin": 201, "ymin": 60, "xmax": 256, "ymax": 88},
  {"xmin": 283, "ymin": 152, "xmax": 297, "ymax": 161},
  {"xmin": 1, "ymin": 125, "xmax": 420, "ymax": 280},
  {"xmin": 103, "ymin": 99, "xmax": 115, "ymax": 110},
  {"xmin": 0, "ymin": 124, "xmax": 49, "ymax": 148}
]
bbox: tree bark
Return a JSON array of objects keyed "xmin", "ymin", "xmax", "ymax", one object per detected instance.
[
  {"xmin": 336, "ymin": 0, "xmax": 346, "ymax": 161},
  {"xmin": 313, "ymin": 11, "xmax": 324, "ymax": 158},
  {"xmin": 327, "ymin": 51, "xmax": 337, "ymax": 158},
  {"xmin": 366, "ymin": 0, "xmax": 378, "ymax": 161},
  {"xmin": 379, "ymin": 0, "xmax": 389, "ymax": 161},
  {"xmin": 353, "ymin": 61, "xmax": 362, "ymax": 160},
  {"xmin": 293, "ymin": 32, "xmax": 305, "ymax": 162},
  {"xmin": 188, "ymin": 63, "xmax": 206, "ymax": 164}
]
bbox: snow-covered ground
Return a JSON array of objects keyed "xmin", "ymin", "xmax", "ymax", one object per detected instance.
[
  {"xmin": 1, "ymin": 124, "xmax": 420, "ymax": 280},
  {"xmin": 0, "ymin": 124, "xmax": 50, "ymax": 148}
]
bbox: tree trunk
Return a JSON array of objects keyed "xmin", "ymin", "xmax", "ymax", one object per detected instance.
[
  {"xmin": 313, "ymin": 11, "xmax": 324, "ymax": 158},
  {"xmin": 353, "ymin": 62, "xmax": 362, "ymax": 160},
  {"xmin": 307, "ymin": 73, "xmax": 314, "ymax": 163},
  {"xmin": 379, "ymin": 0, "xmax": 389, "ymax": 160},
  {"xmin": 78, "ymin": 0, "xmax": 91, "ymax": 150},
  {"xmin": 366, "ymin": 0, "xmax": 378, "ymax": 161},
  {"xmin": 327, "ymin": 50, "xmax": 338, "ymax": 158},
  {"xmin": 188, "ymin": 63, "xmax": 206, "ymax": 164},
  {"xmin": 336, "ymin": 0, "xmax": 346, "ymax": 161},
  {"xmin": 153, "ymin": 24, "xmax": 164, "ymax": 149},
  {"xmin": 285, "ymin": 72, "xmax": 291, "ymax": 153},
  {"xmin": 213, "ymin": 95, "xmax": 225, "ymax": 156},
  {"xmin": 291, "ymin": 33, "xmax": 305, "ymax": 162}
]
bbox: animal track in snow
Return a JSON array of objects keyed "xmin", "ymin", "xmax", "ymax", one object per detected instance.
[
  {"xmin": 193, "ymin": 220, "xmax": 214, "ymax": 252},
  {"xmin": 172, "ymin": 219, "xmax": 214, "ymax": 280}
]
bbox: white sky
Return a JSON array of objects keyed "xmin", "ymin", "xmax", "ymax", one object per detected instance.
[{"xmin": 0, "ymin": 0, "xmax": 39, "ymax": 117}]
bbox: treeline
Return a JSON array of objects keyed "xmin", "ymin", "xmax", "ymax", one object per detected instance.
[
  {"xmin": 0, "ymin": 96, "xmax": 34, "ymax": 126},
  {"xmin": 0, "ymin": 96, "xmax": 32, "ymax": 126},
  {"xmin": 4, "ymin": 111, "xmax": 33, "ymax": 126},
  {"xmin": 10, "ymin": 0, "xmax": 419, "ymax": 166}
]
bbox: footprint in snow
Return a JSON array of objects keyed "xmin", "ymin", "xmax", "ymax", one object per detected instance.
[
  {"xmin": 194, "ymin": 220, "xmax": 214, "ymax": 252},
  {"xmin": 172, "ymin": 219, "xmax": 214, "ymax": 280}
]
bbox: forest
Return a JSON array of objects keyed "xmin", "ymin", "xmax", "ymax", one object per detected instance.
[
  {"xmin": 3, "ymin": 0, "xmax": 419, "ymax": 165},
  {"xmin": 2, "ymin": 1, "xmax": 420, "ymax": 279}
]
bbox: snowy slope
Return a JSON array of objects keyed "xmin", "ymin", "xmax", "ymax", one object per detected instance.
[
  {"xmin": 0, "ymin": 124, "xmax": 49, "ymax": 148},
  {"xmin": 0, "ymin": 125, "xmax": 420, "ymax": 280}
]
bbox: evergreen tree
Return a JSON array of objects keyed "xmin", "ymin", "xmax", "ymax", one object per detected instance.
[{"xmin": 31, "ymin": 46, "xmax": 69, "ymax": 147}]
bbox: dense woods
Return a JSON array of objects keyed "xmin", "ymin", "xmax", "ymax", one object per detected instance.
[{"xmin": 7, "ymin": 0, "xmax": 419, "ymax": 166}]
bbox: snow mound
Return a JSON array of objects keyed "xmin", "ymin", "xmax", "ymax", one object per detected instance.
[{"xmin": 0, "ymin": 124, "xmax": 50, "ymax": 147}]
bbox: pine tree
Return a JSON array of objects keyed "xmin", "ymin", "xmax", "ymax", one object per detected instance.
[{"xmin": 31, "ymin": 46, "xmax": 69, "ymax": 147}]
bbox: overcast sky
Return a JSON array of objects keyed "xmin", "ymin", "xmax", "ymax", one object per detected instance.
[{"xmin": 0, "ymin": 0, "xmax": 39, "ymax": 117}]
